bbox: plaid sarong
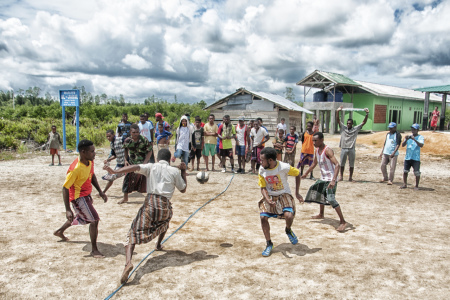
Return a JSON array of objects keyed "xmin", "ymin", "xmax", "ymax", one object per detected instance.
[
  {"xmin": 304, "ymin": 180, "xmax": 339, "ymax": 208},
  {"xmin": 122, "ymin": 172, "xmax": 147, "ymax": 194},
  {"xmin": 258, "ymin": 193, "xmax": 296, "ymax": 219},
  {"xmin": 126, "ymin": 194, "xmax": 173, "ymax": 245},
  {"xmin": 251, "ymin": 146, "xmax": 263, "ymax": 163},
  {"xmin": 71, "ymin": 195, "xmax": 100, "ymax": 225}
]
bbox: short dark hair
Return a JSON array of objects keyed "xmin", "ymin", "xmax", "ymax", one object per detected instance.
[
  {"xmin": 130, "ymin": 124, "xmax": 139, "ymax": 131},
  {"xmin": 209, "ymin": 114, "xmax": 215, "ymax": 118},
  {"xmin": 256, "ymin": 117, "xmax": 263, "ymax": 122},
  {"xmin": 78, "ymin": 139, "xmax": 93, "ymax": 152},
  {"xmin": 224, "ymin": 115, "xmax": 230, "ymax": 119},
  {"xmin": 313, "ymin": 132, "xmax": 324, "ymax": 139},
  {"xmin": 140, "ymin": 114, "xmax": 146, "ymax": 118},
  {"xmin": 185, "ymin": 113, "xmax": 190, "ymax": 117},
  {"xmin": 260, "ymin": 147, "xmax": 277, "ymax": 161},
  {"xmin": 158, "ymin": 123, "xmax": 163, "ymax": 127},
  {"xmin": 122, "ymin": 112, "xmax": 128, "ymax": 116},
  {"xmin": 279, "ymin": 129, "xmax": 284, "ymax": 134},
  {"xmin": 281, "ymin": 118, "xmax": 285, "ymax": 121},
  {"xmin": 157, "ymin": 148, "xmax": 171, "ymax": 162},
  {"xmin": 145, "ymin": 112, "xmax": 150, "ymax": 116},
  {"xmin": 347, "ymin": 119, "xmax": 354, "ymax": 124},
  {"xmin": 307, "ymin": 121, "xmax": 314, "ymax": 126},
  {"xmin": 51, "ymin": 125, "xmax": 56, "ymax": 129},
  {"xmin": 106, "ymin": 129, "xmax": 114, "ymax": 135},
  {"xmin": 291, "ymin": 126, "xmax": 296, "ymax": 131},
  {"xmin": 195, "ymin": 116, "xmax": 201, "ymax": 122}
]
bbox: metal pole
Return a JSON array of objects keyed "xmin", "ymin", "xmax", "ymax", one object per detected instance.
[
  {"xmin": 422, "ymin": 92, "xmax": 430, "ymax": 130},
  {"xmin": 440, "ymin": 94, "xmax": 447, "ymax": 131},
  {"xmin": 76, "ymin": 106, "xmax": 80, "ymax": 151},
  {"xmin": 62, "ymin": 106, "xmax": 66, "ymax": 150}
]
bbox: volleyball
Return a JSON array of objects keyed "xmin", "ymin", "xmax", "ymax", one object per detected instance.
[{"xmin": 196, "ymin": 171, "xmax": 209, "ymax": 184}]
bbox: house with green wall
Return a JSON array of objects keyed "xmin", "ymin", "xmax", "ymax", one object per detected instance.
[{"xmin": 296, "ymin": 70, "xmax": 442, "ymax": 133}]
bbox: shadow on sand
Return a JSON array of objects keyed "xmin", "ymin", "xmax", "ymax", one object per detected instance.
[
  {"xmin": 310, "ymin": 219, "xmax": 355, "ymax": 232},
  {"xmin": 61, "ymin": 241, "xmax": 128, "ymax": 258},
  {"xmin": 127, "ymin": 250, "xmax": 218, "ymax": 285},
  {"xmin": 272, "ymin": 243, "xmax": 321, "ymax": 258}
]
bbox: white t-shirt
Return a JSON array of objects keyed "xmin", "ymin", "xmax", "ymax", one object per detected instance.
[
  {"xmin": 250, "ymin": 127, "xmax": 268, "ymax": 148},
  {"xmin": 137, "ymin": 161, "xmax": 186, "ymax": 200},
  {"xmin": 277, "ymin": 123, "xmax": 287, "ymax": 133},
  {"xmin": 177, "ymin": 126, "xmax": 190, "ymax": 152},
  {"xmin": 235, "ymin": 124, "xmax": 247, "ymax": 146},
  {"xmin": 258, "ymin": 161, "xmax": 300, "ymax": 196},
  {"xmin": 138, "ymin": 121, "xmax": 154, "ymax": 142}
]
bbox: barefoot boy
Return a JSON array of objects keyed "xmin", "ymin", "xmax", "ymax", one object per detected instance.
[
  {"xmin": 400, "ymin": 124, "xmax": 424, "ymax": 190},
  {"xmin": 283, "ymin": 126, "xmax": 298, "ymax": 167},
  {"xmin": 190, "ymin": 116, "xmax": 204, "ymax": 171},
  {"xmin": 53, "ymin": 139, "xmax": 108, "ymax": 258},
  {"xmin": 273, "ymin": 129, "xmax": 285, "ymax": 161},
  {"xmin": 102, "ymin": 130, "xmax": 125, "ymax": 195},
  {"xmin": 298, "ymin": 121, "xmax": 315, "ymax": 179},
  {"xmin": 302, "ymin": 132, "xmax": 347, "ymax": 232},
  {"xmin": 258, "ymin": 147, "xmax": 303, "ymax": 257},
  {"xmin": 103, "ymin": 149, "xmax": 187, "ymax": 284},
  {"xmin": 48, "ymin": 125, "xmax": 62, "ymax": 166},
  {"xmin": 155, "ymin": 123, "xmax": 173, "ymax": 151}
]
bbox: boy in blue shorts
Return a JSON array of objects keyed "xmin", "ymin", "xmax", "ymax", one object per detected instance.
[{"xmin": 400, "ymin": 123, "xmax": 424, "ymax": 190}]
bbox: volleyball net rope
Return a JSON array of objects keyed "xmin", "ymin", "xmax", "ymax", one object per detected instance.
[{"xmin": 104, "ymin": 174, "xmax": 235, "ymax": 300}]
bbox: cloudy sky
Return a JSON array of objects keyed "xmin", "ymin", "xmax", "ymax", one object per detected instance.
[{"xmin": 0, "ymin": 0, "xmax": 449, "ymax": 104}]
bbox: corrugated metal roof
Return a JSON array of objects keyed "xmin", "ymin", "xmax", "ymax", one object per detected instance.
[
  {"xmin": 296, "ymin": 70, "xmax": 361, "ymax": 88},
  {"xmin": 414, "ymin": 85, "xmax": 450, "ymax": 93},
  {"xmin": 316, "ymin": 70, "xmax": 361, "ymax": 86},
  {"xmin": 355, "ymin": 80, "xmax": 442, "ymax": 101},
  {"xmin": 248, "ymin": 90, "xmax": 314, "ymax": 114},
  {"xmin": 204, "ymin": 89, "xmax": 314, "ymax": 114}
]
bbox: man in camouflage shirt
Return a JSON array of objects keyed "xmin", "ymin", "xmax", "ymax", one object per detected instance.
[{"xmin": 119, "ymin": 124, "xmax": 153, "ymax": 204}]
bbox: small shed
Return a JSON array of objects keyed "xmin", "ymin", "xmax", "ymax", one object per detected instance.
[{"xmin": 204, "ymin": 88, "xmax": 314, "ymax": 135}]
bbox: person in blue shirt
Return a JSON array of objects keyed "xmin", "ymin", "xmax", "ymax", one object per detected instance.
[
  {"xmin": 379, "ymin": 122, "xmax": 402, "ymax": 185},
  {"xmin": 155, "ymin": 123, "xmax": 173, "ymax": 151},
  {"xmin": 400, "ymin": 124, "xmax": 424, "ymax": 190}
]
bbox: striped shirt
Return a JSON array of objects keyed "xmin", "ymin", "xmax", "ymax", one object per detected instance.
[
  {"xmin": 316, "ymin": 146, "xmax": 335, "ymax": 181},
  {"xmin": 110, "ymin": 136, "xmax": 125, "ymax": 165}
]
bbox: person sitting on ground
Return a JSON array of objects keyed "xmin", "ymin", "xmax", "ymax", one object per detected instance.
[
  {"xmin": 400, "ymin": 123, "xmax": 424, "ymax": 190},
  {"xmin": 48, "ymin": 125, "xmax": 62, "ymax": 166}
]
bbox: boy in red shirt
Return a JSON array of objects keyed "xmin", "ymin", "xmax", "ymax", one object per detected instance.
[{"xmin": 53, "ymin": 139, "xmax": 108, "ymax": 258}]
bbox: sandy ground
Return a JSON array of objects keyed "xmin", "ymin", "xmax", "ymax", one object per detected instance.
[{"xmin": 1, "ymin": 132, "xmax": 450, "ymax": 299}]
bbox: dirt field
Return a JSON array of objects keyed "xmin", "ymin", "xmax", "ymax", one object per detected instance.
[{"xmin": 1, "ymin": 132, "xmax": 449, "ymax": 299}]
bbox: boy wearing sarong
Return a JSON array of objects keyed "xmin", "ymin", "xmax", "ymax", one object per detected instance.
[
  {"xmin": 53, "ymin": 139, "xmax": 108, "ymax": 258},
  {"xmin": 302, "ymin": 132, "xmax": 347, "ymax": 232},
  {"xmin": 102, "ymin": 130, "xmax": 125, "ymax": 195},
  {"xmin": 283, "ymin": 126, "xmax": 298, "ymax": 167},
  {"xmin": 119, "ymin": 124, "xmax": 153, "ymax": 204},
  {"xmin": 258, "ymin": 147, "xmax": 304, "ymax": 257},
  {"xmin": 298, "ymin": 121, "xmax": 315, "ymax": 179},
  {"xmin": 103, "ymin": 149, "xmax": 187, "ymax": 284}
]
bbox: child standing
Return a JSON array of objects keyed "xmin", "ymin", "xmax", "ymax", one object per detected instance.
[
  {"xmin": 190, "ymin": 117, "xmax": 204, "ymax": 171},
  {"xmin": 273, "ymin": 129, "xmax": 285, "ymax": 161},
  {"xmin": 155, "ymin": 123, "xmax": 173, "ymax": 151},
  {"xmin": 283, "ymin": 126, "xmax": 298, "ymax": 167},
  {"xmin": 48, "ymin": 125, "xmax": 62, "ymax": 166}
]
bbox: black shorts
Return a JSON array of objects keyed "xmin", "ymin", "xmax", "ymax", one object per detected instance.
[
  {"xmin": 404, "ymin": 159, "xmax": 421, "ymax": 175},
  {"xmin": 189, "ymin": 148, "xmax": 202, "ymax": 160},
  {"xmin": 220, "ymin": 148, "xmax": 233, "ymax": 158}
]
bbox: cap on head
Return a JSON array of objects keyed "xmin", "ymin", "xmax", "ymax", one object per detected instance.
[
  {"xmin": 411, "ymin": 123, "xmax": 420, "ymax": 130},
  {"xmin": 155, "ymin": 113, "xmax": 164, "ymax": 119},
  {"xmin": 238, "ymin": 116, "xmax": 245, "ymax": 121},
  {"xmin": 388, "ymin": 122, "xmax": 397, "ymax": 128}
]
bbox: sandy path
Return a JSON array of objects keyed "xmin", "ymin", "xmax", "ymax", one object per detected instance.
[{"xmin": 1, "ymin": 134, "xmax": 449, "ymax": 299}]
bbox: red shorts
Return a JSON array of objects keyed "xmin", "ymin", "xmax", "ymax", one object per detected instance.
[{"xmin": 50, "ymin": 148, "xmax": 59, "ymax": 155}]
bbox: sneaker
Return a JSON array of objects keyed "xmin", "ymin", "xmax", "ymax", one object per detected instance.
[
  {"xmin": 286, "ymin": 228, "xmax": 298, "ymax": 245},
  {"xmin": 231, "ymin": 168, "xmax": 236, "ymax": 173},
  {"xmin": 221, "ymin": 168, "xmax": 226, "ymax": 173},
  {"xmin": 262, "ymin": 244, "xmax": 273, "ymax": 257}
]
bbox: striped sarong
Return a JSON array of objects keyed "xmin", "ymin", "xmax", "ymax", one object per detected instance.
[
  {"xmin": 71, "ymin": 195, "xmax": 100, "ymax": 225},
  {"xmin": 304, "ymin": 180, "xmax": 339, "ymax": 208},
  {"xmin": 259, "ymin": 193, "xmax": 296, "ymax": 219},
  {"xmin": 122, "ymin": 172, "xmax": 147, "ymax": 194},
  {"xmin": 126, "ymin": 194, "xmax": 173, "ymax": 245}
]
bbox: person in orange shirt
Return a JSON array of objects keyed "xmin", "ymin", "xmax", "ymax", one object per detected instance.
[
  {"xmin": 53, "ymin": 139, "xmax": 108, "ymax": 258},
  {"xmin": 298, "ymin": 121, "xmax": 315, "ymax": 179}
]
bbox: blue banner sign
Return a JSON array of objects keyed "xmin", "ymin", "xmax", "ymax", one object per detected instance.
[{"xmin": 60, "ymin": 90, "xmax": 80, "ymax": 107}]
